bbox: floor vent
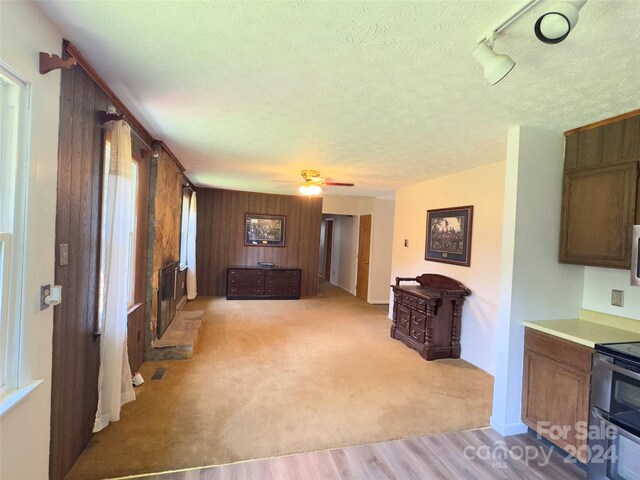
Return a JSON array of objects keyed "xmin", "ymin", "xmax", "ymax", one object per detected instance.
[{"xmin": 151, "ymin": 368, "xmax": 167, "ymax": 380}]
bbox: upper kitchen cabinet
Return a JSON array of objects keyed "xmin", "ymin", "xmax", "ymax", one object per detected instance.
[{"xmin": 560, "ymin": 111, "xmax": 640, "ymax": 268}]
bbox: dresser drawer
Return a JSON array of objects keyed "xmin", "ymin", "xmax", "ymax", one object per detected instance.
[
  {"xmin": 228, "ymin": 269, "xmax": 265, "ymax": 286},
  {"xmin": 227, "ymin": 286, "xmax": 265, "ymax": 296},
  {"xmin": 409, "ymin": 326, "xmax": 425, "ymax": 344},
  {"xmin": 417, "ymin": 298, "xmax": 426, "ymax": 311},
  {"xmin": 265, "ymin": 269, "xmax": 300, "ymax": 279},
  {"xmin": 401, "ymin": 293, "xmax": 418, "ymax": 308},
  {"xmin": 411, "ymin": 310, "xmax": 426, "ymax": 329},
  {"xmin": 265, "ymin": 286, "xmax": 300, "ymax": 296}
]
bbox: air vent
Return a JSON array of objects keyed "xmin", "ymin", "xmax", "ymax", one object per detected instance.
[{"xmin": 151, "ymin": 368, "xmax": 167, "ymax": 380}]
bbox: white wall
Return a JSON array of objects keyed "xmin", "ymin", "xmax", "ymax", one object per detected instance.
[
  {"xmin": 490, "ymin": 126, "xmax": 584, "ymax": 436},
  {"xmin": 322, "ymin": 196, "xmax": 375, "ymax": 216},
  {"xmin": 583, "ymin": 267, "xmax": 640, "ymax": 319},
  {"xmin": 329, "ymin": 215, "xmax": 358, "ymax": 293},
  {"xmin": 323, "ymin": 197, "xmax": 395, "ymax": 303},
  {"xmin": 0, "ymin": 1, "xmax": 62, "ymax": 478},
  {"xmin": 368, "ymin": 199, "xmax": 395, "ymax": 303},
  {"xmin": 389, "ymin": 161, "xmax": 506, "ymax": 375}
]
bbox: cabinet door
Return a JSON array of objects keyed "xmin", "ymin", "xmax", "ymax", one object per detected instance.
[
  {"xmin": 559, "ymin": 161, "xmax": 638, "ymax": 268},
  {"xmin": 522, "ymin": 350, "xmax": 590, "ymax": 463},
  {"xmin": 397, "ymin": 306, "xmax": 410, "ymax": 333}
]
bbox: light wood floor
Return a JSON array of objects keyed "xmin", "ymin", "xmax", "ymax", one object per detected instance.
[{"xmin": 127, "ymin": 428, "xmax": 586, "ymax": 480}]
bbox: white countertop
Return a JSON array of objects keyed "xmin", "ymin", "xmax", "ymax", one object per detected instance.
[{"xmin": 523, "ymin": 309, "xmax": 640, "ymax": 348}]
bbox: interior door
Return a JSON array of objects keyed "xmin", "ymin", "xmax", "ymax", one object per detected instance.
[{"xmin": 356, "ymin": 214, "xmax": 371, "ymax": 301}]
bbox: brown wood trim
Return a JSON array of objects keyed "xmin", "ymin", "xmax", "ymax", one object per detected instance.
[
  {"xmin": 157, "ymin": 141, "xmax": 186, "ymax": 172},
  {"xmin": 64, "ymin": 41, "xmax": 154, "ymax": 146},
  {"xmin": 564, "ymin": 108, "xmax": 640, "ymax": 136},
  {"xmin": 127, "ymin": 302, "xmax": 143, "ymax": 315}
]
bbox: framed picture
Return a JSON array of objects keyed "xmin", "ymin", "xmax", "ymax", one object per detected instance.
[
  {"xmin": 244, "ymin": 214, "xmax": 286, "ymax": 247},
  {"xmin": 425, "ymin": 205, "xmax": 473, "ymax": 267}
]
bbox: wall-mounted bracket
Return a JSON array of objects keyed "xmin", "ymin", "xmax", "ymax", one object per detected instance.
[
  {"xmin": 99, "ymin": 104, "xmax": 124, "ymax": 124},
  {"xmin": 39, "ymin": 52, "xmax": 77, "ymax": 75}
]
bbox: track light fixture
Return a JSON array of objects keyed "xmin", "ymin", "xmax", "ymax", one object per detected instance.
[
  {"xmin": 473, "ymin": 0, "xmax": 588, "ymax": 84},
  {"xmin": 534, "ymin": 0, "xmax": 587, "ymax": 44},
  {"xmin": 472, "ymin": 40, "xmax": 516, "ymax": 85}
]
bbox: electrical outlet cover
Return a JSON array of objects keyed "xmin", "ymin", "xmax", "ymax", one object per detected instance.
[{"xmin": 611, "ymin": 289, "xmax": 624, "ymax": 307}]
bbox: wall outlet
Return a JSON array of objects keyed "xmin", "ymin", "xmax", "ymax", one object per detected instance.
[{"xmin": 611, "ymin": 289, "xmax": 624, "ymax": 307}]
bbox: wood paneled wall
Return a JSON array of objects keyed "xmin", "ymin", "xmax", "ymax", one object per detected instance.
[
  {"xmin": 51, "ymin": 58, "xmax": 152, "ymax": 480},
  {"xmin": 196, "ymin": 189, "xmax": 323, "ymax": 297}
]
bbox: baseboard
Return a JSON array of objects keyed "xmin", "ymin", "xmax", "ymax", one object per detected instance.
[
  {"xmin": 490, "ymin": 416, "xmax": 529, "ymax": 436},
  {"xmin": 330, "ymin": 281, "xmax": 355, "ymax": 296}
]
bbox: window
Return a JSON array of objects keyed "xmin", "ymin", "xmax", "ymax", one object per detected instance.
[
  {"xmin": 127, "ymin": 161, "xmax": 139, "ymax": 307},
  {"xmin": 97, "ymin": 133, "xmax": 138, "ymax": 331},
  {"xmin": 179, "ymin": 192, "xmax": 190, "ymax": 269},
  {"xmin": 0, "ymin": 66, "xmax": 28, "ymax": 396},
  {"xmin": 97, "ymin": 136, "xmax": 110, "ymax": 330}
]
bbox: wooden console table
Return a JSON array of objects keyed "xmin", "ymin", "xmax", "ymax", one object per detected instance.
[
  {"xmin": 226, "ymin": 266, "xmax": 301, "ymax": 300},
  {"xmin": 391, "ymin": 274, "xmax": 471, "ymax": 361}
]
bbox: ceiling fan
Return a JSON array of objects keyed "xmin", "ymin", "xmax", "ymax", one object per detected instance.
[{"xmin": 299, "ymin": 169, "xmax": 354, "ymax": 195}]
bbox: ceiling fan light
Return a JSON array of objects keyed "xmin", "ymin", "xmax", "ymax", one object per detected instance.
[
  {"xmin": 299, "ymin": 183, "xmax": 322, "ymax": 196},
  {"xmin": 472, "ymin": 42, "xmax": 515, "ymax": 85}
]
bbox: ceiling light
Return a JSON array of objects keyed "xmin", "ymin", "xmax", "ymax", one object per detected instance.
[
  {"xmin": 472, "ymin": 42, "xmax": 516, "ymax": 85},
  {"xmin": 299, "ymin": 182, "xmax": 322, "ymax": 196},
  {"xmin": 534, "ymin": 0, "xmax": 587, "ymax": 44}
]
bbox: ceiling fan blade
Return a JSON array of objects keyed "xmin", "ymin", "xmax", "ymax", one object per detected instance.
[{"xmin": 325, "ymin": 181, "xmax": 355, "ymax": 187}]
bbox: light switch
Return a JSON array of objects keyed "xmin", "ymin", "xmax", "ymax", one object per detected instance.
[
  {"xmin": 404, "ymin": 239, "xmax": 409, "ymax": 247},
  {"xmin": 59, "ymin": 244, "xmax": 69, "ymax": 266}
]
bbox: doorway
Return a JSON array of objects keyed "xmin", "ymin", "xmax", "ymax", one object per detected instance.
[
  {"xmin": 356, "ymin": 214, "xmax": 371, "ymax": 301},
  {"xmin": 323, "ymin": 219, "xmax": 333, "ymax": 283}
]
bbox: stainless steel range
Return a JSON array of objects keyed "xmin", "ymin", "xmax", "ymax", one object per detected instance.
[{"xmin": 589, "ymin": 341, "xmax": 640, "ymax": 480}]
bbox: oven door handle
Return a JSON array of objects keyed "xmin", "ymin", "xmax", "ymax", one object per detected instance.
[
  {"xmin": 594, "ymin": 355, "xmax": 640, "ymax": 382},
  {"xmin": 592, "ymin": 410, "xmax": 640, "ymax": 444}
]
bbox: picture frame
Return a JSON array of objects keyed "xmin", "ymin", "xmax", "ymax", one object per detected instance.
[
  {"xmin": 244, "ymin": 213, "xmax": 286, "ymax": 247},
  {"xmin": 425, "ymin": 205, "xmax": 473, "ymax": 267}
]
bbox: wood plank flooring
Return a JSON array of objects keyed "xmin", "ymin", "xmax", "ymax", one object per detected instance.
[{"xmin": 124, "ymin": 428, "xmax": 586, "ymax": 480}]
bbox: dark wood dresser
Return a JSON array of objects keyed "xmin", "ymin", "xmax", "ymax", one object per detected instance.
[
  {"xmin": 391, "ymin": 274, "xmax": 471, "ymax": 361},
  {"xmin": 226, "ymin": 266, "xmax": 301, "ymax": 300}
]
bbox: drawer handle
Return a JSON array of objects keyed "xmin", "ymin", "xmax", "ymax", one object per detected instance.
[{"xmin": 411, "ymin": 331, "xmax": 420, "ymax": 339}]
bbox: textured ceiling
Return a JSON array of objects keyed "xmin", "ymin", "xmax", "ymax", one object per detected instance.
[{"xmin": 35, "ymin": 0, "xmax": 640, "ymax": 198}]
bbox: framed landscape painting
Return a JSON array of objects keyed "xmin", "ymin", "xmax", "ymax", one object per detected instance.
[
  {"xmin": 425, "ymin": 205, "xmax": 473, "ymax": 267},
  {"xmin": 244, "ymin": 213, "xmax": 286, "ymax": 247}
]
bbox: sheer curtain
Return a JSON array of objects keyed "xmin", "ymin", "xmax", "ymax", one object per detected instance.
[
  {"xmin": 186, "ymin": 192, "xmax": 197, "ymax": 300},
  {"xmin": 93, "ymin": 120, "xmax": 136, "ymax": 433}
]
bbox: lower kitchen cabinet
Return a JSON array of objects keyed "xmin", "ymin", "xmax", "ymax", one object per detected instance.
[{"xmin": 521, "ymin": 327, "xmax": 593, "ymax": 464}]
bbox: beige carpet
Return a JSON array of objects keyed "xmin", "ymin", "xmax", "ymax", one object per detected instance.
[{"xmin": 66, "ymin": 283, "xmax": 493, "ymax": 480}]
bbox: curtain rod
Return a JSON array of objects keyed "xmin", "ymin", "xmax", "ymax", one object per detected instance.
[{"xmin": 101, "ymin": 105, "xmax": 157, "ymax": 156}]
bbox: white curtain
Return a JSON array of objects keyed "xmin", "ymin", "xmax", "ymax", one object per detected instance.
[
  {"xmin": 186, "ymin": 192, "xmax": 198, "ymax": 300},
  {"xmin": 94, "ymin": 120, "xmax": 136, "ymax": 433}
]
